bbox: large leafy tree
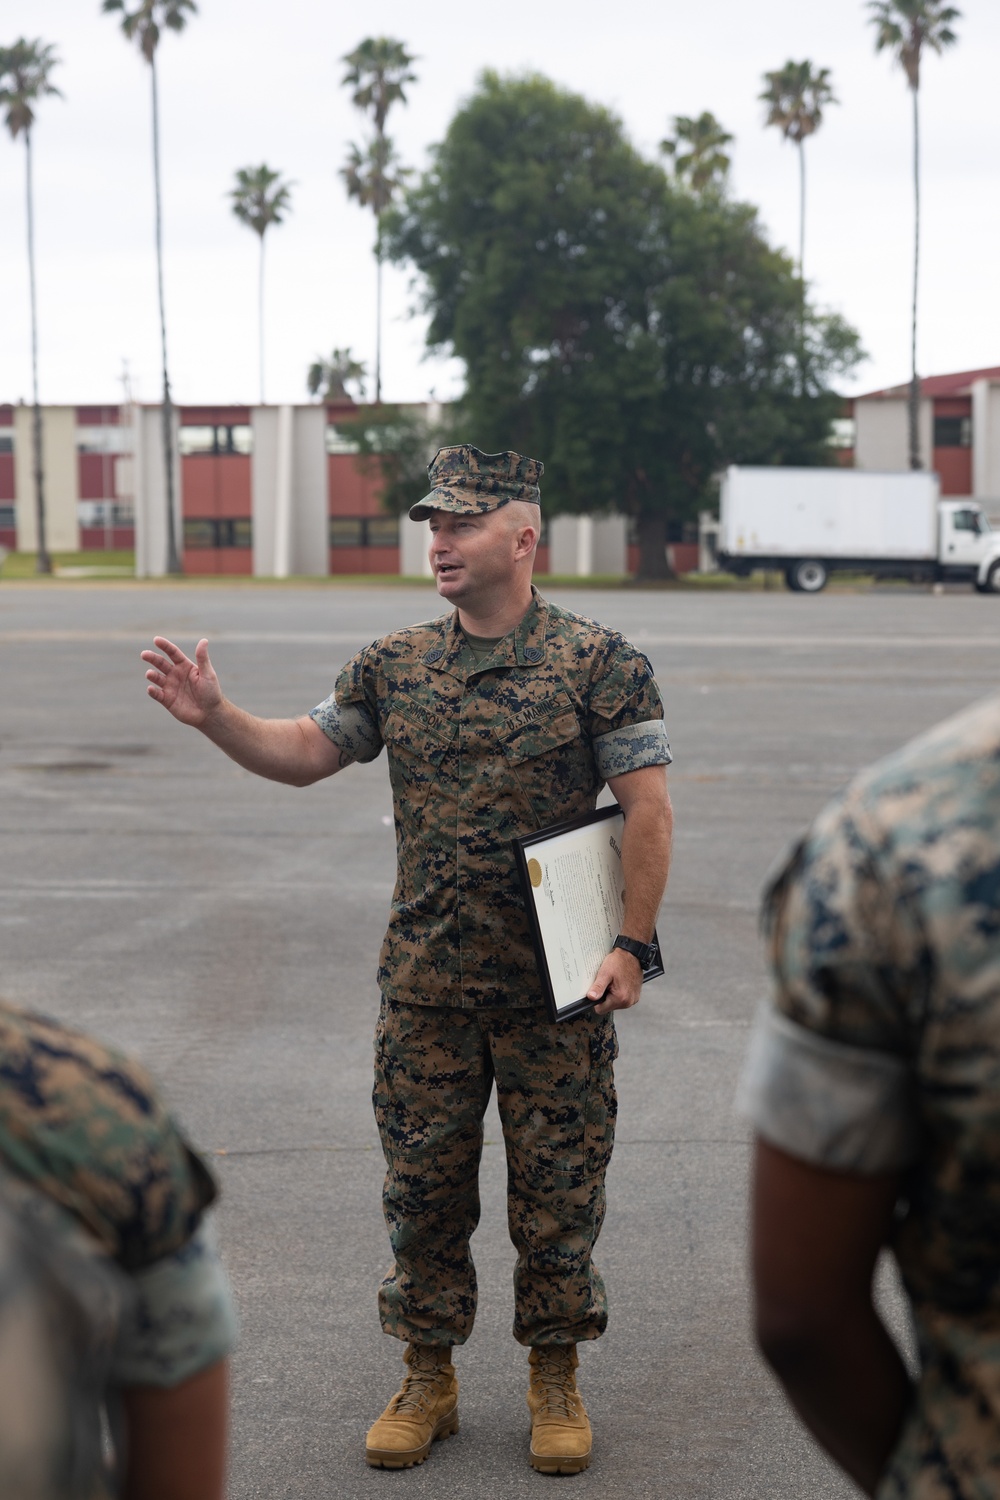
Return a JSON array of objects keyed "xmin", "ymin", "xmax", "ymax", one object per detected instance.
[
  {"xmin": 340, "ymin": 37, "xmax": 416, "ymax": 404},
  {"xmin": 660, "ymin": 111, "xmax": 733, "ymax": 194},
  {"xmin": 0, "ymin": 38, "xmax": 61, "ymax": 575},
  {"xmin": 760, "ymin": 58, "xmax": 837, "ymax": 375},
  {"xmin": 229, "ymin": 164, "xmax": 293, "ymax": 405},
  {"xmin": 868, "ymin": 0, "xmax": 960, "ymax": 470},
  {"xmin": 386, "ymin": 72, "xmax": 862, "ymax": 577},
  {"xmin": 103, "ymin": 0, "xmax": 196, "ymax": 574}
]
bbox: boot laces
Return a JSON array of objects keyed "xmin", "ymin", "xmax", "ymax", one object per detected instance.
[
  {"xmin": 392, "ymin": 1350, "xmax": 448, "ymax": 1417},
  {"xmin": 532, "ymin": 1349, "xmax": 577, "ymax": 1419}
]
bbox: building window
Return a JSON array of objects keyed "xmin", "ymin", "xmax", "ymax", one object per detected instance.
[
  {"xmin": 366, "ymin": 516, "xmax": 399, "ymax": 547},
  {"xmin": 77, "ymin": 427, "xmax": 132, "ymax": 455},
  {"xmin": 183, "ymin": 518, "xmax": 252, "ymax": 549},
  {"xmin": 179, "ymin": 424, "xmax": 252, "ymax": 456},
  {"xmin": 325, "ymin": 425, "xmax": 362, "ymax": 455},
  {"xmin": 78, "ymin": 502, "xmax": 135, "ymax": 528},
  {"xmin": 329, "ymin": 517, "xmax": 400, "ymax": 547},
  {"xmin": 933, "ymin": 416, "xmax": 971, "ymax": 448},
  {"xmin": 0, "ymin": 436, "xmax": 12, "ymax": 455},
  {"xmin": 329, "ymin": 518, "xmax": 364, "ymax": 547},
  {"xmin": 0, "ymin": 505, "xmax": 14, "ymax": 529},
  {"xmin": 827, "ymin": 417, "xmax": 856, "ymax": 449}
]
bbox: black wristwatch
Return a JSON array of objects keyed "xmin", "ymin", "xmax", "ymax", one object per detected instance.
[{"xmin": 613, "ymin": 934, "xmax": 657, "ymax": 969}]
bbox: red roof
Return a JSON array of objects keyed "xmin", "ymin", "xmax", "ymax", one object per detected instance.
[{"xmin": 860, "ymin": 367, "xmax": 1000, "ymax": 399}]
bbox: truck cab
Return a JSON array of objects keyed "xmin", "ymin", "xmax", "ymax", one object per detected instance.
[{"xmin": 937, "ymin": 502, "xmax": 1000, "ymax": 591}]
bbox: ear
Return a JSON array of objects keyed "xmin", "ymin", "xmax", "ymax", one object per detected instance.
[{"xmin": 513, "ymin": 523, "xmax": 539, "ymax": 561}]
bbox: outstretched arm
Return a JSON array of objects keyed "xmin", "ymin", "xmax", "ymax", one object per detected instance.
[
  {"xmin": 588, "ymin": 763, "xmax": 672, "ymax": 1015},
  {"xmin": 141, "ymin": 637, "xmax": 347, "ymax": 786}
]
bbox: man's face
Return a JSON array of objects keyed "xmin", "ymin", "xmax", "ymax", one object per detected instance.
[{"xmin": 427, "ymin": 507, "xmax": 531, "ymax": 608}]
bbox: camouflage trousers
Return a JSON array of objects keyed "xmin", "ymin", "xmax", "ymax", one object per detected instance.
[{"xmin": 373, "ymin": 996, "xmax": 618, "ymax": 1348}]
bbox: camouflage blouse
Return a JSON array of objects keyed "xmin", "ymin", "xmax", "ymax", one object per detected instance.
[
  {"xmin": 741, "ymin": 691, "xmax": 1000, "ymax": 1499},
  {"xmin": 311, "ymin": 590, "xmax": 671, "ymax": 1009}
]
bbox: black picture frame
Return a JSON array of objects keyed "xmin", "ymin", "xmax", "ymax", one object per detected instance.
[{"xmin": 512, "ymin": 803, "xmax": 664, "ymax": 1023}]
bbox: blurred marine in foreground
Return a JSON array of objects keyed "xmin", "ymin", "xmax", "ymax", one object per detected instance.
[
  {"xmin": 0, "ymin": 1001, "xmax": 237, "ymax": 1499},
  {"xmin": 741, "ymin": 692, "xmax": 1000, "ymax": 1497}
]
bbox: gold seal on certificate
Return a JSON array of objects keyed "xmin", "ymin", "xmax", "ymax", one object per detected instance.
[{"xmin": 513, "ymin": 805, "xmax": 665, "ymax": 1022}]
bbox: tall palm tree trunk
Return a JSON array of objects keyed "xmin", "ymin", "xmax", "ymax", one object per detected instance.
[
  {"xmin": 25, "ymin": 127, "xmax": 51, "ymax": 575},
  {"xmin": 908, "ymin": 83, "xmax": 921, "ymax": 470},
  {"xmin": 258, "ymin": 233, "xmax": 266, "ymax": 404},
  {"xmin": 150, "ymin": 54, "xmax": 181, "ymax": 573},
  {"xmin": 797, "ymin": 138, "xmax": 807, "ymax": 395},
  {"xmin": 375, "ymin": 215, "xmax": 383, "ymax": 405}
]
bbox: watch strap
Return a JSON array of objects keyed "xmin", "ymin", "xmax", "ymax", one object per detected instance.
[{"xmin": 613, "ymin": 934, "xmax": 654, "ymax": 967}]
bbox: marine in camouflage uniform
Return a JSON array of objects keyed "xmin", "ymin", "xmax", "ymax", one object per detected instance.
[
  {"xmin": 740, "ymin": 690, "xmax": 1000, "ymax": 1498},
  {"xmin": 309, "ymin": 446, "xmax": 671, "ymax": 1350},
  {"xmin": 140, "ymin": 441, "xmax": 673, "ymax": 1473},
  {"xmin": 0, "ymin": 999, "xmax": 237, "ymax": 1498}
]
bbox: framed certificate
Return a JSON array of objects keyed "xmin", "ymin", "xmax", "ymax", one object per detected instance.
[{"xmin": 512, "ymin": 804, "xmax": 664, "ymax": 1022}]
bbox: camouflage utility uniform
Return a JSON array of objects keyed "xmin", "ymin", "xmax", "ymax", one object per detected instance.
[
  {"xmin": 740, "ymin": 692, "xmax": 1000, "ymax": 1498},
  {"xmin": 0, "ymin": 1000, "xmax": 237, "ymax": 1497},
  {"xmin": 311, "ymin": 586, "xmax": 671, "ymax": 1347}
]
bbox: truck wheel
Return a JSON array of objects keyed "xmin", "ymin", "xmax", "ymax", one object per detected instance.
[
  {"xmin": 790, "ymin": 559, "xmax": 828, "ymax": 593},
  {"xmin": 784, "ymin": 566, "xmax": 801, "ymax": 592},
  {"xmin": 978, "ymin": 561, "xmax": 1000, "ymax": 595}
]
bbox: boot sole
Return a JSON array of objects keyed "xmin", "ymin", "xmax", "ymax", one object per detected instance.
[
  {"xmin": 366, "ymin": 1409, "xmax": 459, "ymax": 1469},
  {"xmin": 529, "ymin": 1447, "xmax": 592, "ymax": 1475}
]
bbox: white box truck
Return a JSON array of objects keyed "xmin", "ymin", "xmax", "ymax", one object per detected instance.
[{"xmin": 717, "ymin": 466, "xmax": 1000, "ymax": 593}]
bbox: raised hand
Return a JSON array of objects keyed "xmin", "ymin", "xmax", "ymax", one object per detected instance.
[{"xmin": 141, "ymin": 638, "xmax": 224, "ymax": 727}]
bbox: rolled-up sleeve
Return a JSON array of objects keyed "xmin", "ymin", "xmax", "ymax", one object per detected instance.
[
  {"xmin": 111, "ymin": 1217, "xmax": 238, "ymax": 1389},
  {"xmin": 594, "ymin": 719, "xmax": 672, "ymax": 778},
  {"xmin": 309, "ymin": 644, "xmax": 383, "ymax": 763},
  {"xmin": 737, "ymin": 1004, "xmax": 920, "ymax": 1173}
]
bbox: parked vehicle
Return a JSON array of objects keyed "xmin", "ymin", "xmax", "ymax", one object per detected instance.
[{"xmin": 717, "ymin": 466, "xmax": 1000, "ymax": 593}]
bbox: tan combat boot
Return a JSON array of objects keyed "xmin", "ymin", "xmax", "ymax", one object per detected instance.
[
  {"xmin": 527, "ymin": 1344, "xmax": 593, "ymax": 1474},
  {"xmin": 365, "ymin": 1343, "xmax": 459, "ymax": 1469}
]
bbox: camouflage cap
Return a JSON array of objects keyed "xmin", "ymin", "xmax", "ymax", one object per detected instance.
[{"xmin": 409, "ymin": 444, "xmax": 543, "ymax": 521}]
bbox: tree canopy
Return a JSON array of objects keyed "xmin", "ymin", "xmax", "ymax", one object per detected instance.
[{"xmin": 386, "ymin": 72, "xmax": 863, "ymax": 574}]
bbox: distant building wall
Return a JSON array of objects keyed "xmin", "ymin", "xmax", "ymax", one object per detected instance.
[{"xmin": 132, "ymin": 405, "xmax": 181, "ymax": 578}]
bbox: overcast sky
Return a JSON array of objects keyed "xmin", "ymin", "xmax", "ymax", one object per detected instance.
[{"xmin": 2, "ymin": 0, "xmax": 997, "ymax": 410}]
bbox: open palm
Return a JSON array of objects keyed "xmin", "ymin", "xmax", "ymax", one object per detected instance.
[{"xmin": 141, "ymin": 637, "xmax": 222, "ymax": 725}]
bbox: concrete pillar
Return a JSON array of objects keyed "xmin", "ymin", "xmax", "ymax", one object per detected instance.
[
  {"xmin": 971, "ymin": 379, "xmax": 1000, "ymax": 504},
  {"xmin": 591, "ymin": 514, "xmax": 627, "ymax": 574},
  {"xmin": 131, "ymin": 404, "xmax": 181, "ymax": 578},
  {"xmin": 14, "ymin": 405, "xmax": 78, "ymax": 552},
  {"xmin": 252, "ymin": 406, "xmax": 328, "ymax": 577},
  {"xmin": 854, "ymin": 395, "xmax": 933, "ymax": 471},
  {"xmin": 549, "ymin": 513, "xmax": 626, "ymax": 576},
  {"xmin": 399, "ymin": 515, "xmax": 433, "ymax": 576}
]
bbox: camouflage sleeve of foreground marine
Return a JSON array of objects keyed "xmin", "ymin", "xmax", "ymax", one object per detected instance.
[
  {"xmin": 737, "ymin": 792, "xmax": 923, "ymax": 1175},
  {"xmin": 583, "ymin": 631, "xmax": 671, "ymax": 779}
]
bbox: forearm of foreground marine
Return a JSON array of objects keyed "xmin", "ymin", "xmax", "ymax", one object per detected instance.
[
  {"xmin": 198, "ymin": 702, "xmax": 349, "ymax": 786},
  {"xmin": 753, "ymin": 1139, "xmax": 912, "ymax": 1496}
]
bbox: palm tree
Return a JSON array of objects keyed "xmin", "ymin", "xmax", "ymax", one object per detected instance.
[
  {"xmin": 340, "ymin": 37, "xmax": 416, "ymax": 404},
  {"xmin": 0, "ymin": 39, "xmax": 62, "ymax": 575},
  {"xmin": 103, "ymin": 0, "xmax": 196, "ymax": 574},
  {"xmin": 868, "ymin": 1, "xmax": 960, "ymax": 470},
  {"xmin": 306, "ymin": 348, "xmax": 367, "ymax": 402},
  {"xmin": 660, "ymin": 111, "xmax": 733, "ymax": 193},
  {"xmin": 760, "ymin": 62, "xmax": 837, "ymax": 296},
  {"xmin": 761, "ymin": 61, "xmax": 837, "ymax": 391},
  {"xmin": 229, "ymin": 165, "xmax": 293, "ymax": 405}
]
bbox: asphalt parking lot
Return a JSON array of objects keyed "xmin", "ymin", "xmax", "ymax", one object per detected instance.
[{"xmin": 1, "ymin": 579, "xmax": 997, "ymax": 1498}]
